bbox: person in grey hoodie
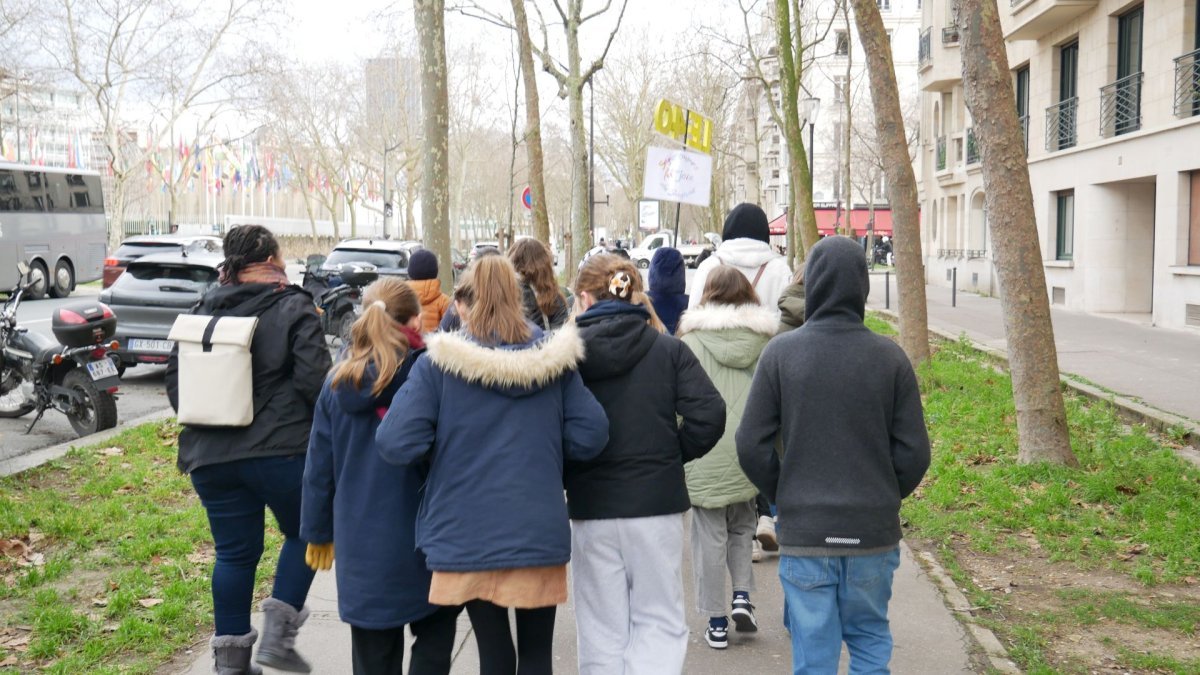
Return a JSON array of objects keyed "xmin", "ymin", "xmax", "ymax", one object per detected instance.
[{"xmin": 735, "ymin": 236, "xmax": 930, "ymax": 674}]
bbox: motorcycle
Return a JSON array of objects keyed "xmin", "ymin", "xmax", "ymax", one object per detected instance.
[
  {"xmin": 308, "ymin": 262, "xmax": 379, "ymax": 343},
  {"xmin": 0, "ymin": 262, "xmax": 122, "ymax": 436}
]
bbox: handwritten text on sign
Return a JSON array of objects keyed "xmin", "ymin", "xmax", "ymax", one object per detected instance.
[
  {"xmin": 642, "ymin": 145, "xmax": 713, "ymax": 207},
  {"xmin": 653, "ymin": 99, "xmax": 713, "ymax": 154}
]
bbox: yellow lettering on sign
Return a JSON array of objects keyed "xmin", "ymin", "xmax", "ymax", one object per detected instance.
[{"xmin": 652, "ymin": 99, "xmax": 713, "ymax": 154}]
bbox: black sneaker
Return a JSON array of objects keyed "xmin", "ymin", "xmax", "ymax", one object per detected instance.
[
  {"xmin": 731, "ymin": 597, "xmax": 758, "ymax": 632},
  {"xmin": 704, "ymin": 625, "xmax": 729, "ymax": 649}
]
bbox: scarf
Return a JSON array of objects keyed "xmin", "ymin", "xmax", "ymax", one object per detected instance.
[
  {"xmin": 398, "ymin": 323, "xmax": 426, "ymax": 352},
  {"xmin": 221, "ymin": 260, "xmax": 291, "ymax": 287}
]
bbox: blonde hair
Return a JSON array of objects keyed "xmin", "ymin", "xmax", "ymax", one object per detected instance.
[
  {"xmin": 330, "ymin": 277, "xmax": 422, "ymax": 396},
  {"xmin": 460, "ymin": 256, "xmax": 532, "ymax": 345},
  {"xmin": 574, "ymin": 254, "xmax": 666, "ymax": 333}
]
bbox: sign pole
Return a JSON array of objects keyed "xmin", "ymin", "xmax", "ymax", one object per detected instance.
[{"xmin": 672, "ymin": 110, "xmax": 691, "ymax": 245}]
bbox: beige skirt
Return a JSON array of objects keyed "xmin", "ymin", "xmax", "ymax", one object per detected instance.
[{"xmin": 428, "ymin": 564, "xmax": 568, "ymax": 609}]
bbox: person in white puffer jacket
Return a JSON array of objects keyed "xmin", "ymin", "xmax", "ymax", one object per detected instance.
[{"xmin": 688, "ymin": 203, "xmax": 793, "ymax": 313}]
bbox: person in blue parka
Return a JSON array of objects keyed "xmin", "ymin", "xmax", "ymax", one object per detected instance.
[
  {"xmin": 301, "ymin": 277, "xmax": 461, "ymax": 675},
  {"xmin": 376, "ymin": 255, "xmax": 609, "ymax": 675},
  {"xmin": 646, "ymin": 246, "xmax": 690, "ymax": 335}
]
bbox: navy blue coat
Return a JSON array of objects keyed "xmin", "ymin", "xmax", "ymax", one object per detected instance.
[
  {"xmin": 301, "ymin": 351, "xmax": 435, "ymax": 629},
  {"xmin": 647, "ymin": 247, "xmax": 689, "ymax": 335},
  {"xmin": 376, "ymin": 324, "xmax": 609, "ymax": 573}
]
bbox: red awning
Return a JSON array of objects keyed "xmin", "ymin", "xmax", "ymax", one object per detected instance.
[{"xmin": 766, "ymin": 208, "xmax": 894, "ymax": 237}]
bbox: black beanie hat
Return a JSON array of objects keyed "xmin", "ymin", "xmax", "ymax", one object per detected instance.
[
  {"xmin": 722, "ymin": 203, "xmax": 770, "ymax": 244},
  {"xmin": 407, "ymin": 249, "xmax": 438, "ymax": 280}
]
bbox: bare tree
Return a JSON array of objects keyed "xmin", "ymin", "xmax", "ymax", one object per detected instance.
[
  {"xmin": 848, "ymin": 0, "xmax": 930, "ymax": 365},
  {"xmin": 957, "ymin": 0, "xmax": 1075, "ymax": 465},
  {"xmin": 772, "ymin": 0, "xmax": 819, "ymax": 263},
  {"xmin": 510, "ymin": 0, "xmax": 551, "ymax": 245},
  {"xmin": 42, "ymin": 0, "xmax": 275, "ymax": 248},
  {"xmin": 414, "ymin": 0, "xmax": 453, "ymax": 291},
  {"xmin": 531, "ymin": 0, "xmax": 629, "ymax": 277}
]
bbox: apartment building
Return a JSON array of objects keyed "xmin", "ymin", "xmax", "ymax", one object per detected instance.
[
  {"xmin": 731, "ymin": 0, "xmax": 922, "ymax": 229},
  {"xmin": 917, "ymin": 1, "xmax": 1200, "ymax": 330}
]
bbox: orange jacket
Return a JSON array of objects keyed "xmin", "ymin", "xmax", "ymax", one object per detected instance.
[{"xmin": 408, "ymin": 279, "xmax": 451, "ymax": 334}]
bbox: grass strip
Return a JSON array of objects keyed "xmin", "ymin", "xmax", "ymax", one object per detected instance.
[{"xmin": 0, "ymin": 420, "xmax": 280, "ymax": 674}]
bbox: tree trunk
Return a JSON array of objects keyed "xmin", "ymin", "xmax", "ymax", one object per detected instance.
[
  {"xmin": 564, "ymin": 4, "xmax": 589, "ymax": 277},
  {"xmin": 775, "ymin": 0, "xmax": 819, "ymax": 262},
  {"xmin": 107, "ymin": 179, "xmax": 128, "ymax": 250},
  {"xmin": 849, "ymin": 0, "xmax": 931, "ymax": 366},
  {"xmin": 511, "ymin": 0, "xmax": 551, "ymax": 245},
  {"xmin": 842, "ymin": 1, "xmax": 853, "ymax": 237},
  {"xmin": 957, "ymin": 0, "xmax": 1075, "ymax": 466},
  {"xmin": 414, "ymin": 0, "xmax": 453, "ymax": 292}
]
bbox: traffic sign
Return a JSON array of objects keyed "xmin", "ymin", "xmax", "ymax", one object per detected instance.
[{"xmin": 522, "ymin": 186, "xmax": 532, "ymax": 209}]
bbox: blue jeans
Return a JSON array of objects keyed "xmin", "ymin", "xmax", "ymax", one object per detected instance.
[
  {"xmin": 191, "ymin": 454, "xmax": 316, "ymax": 636},
  {"xmin": 778, "ymin": 548, "xmax": 901, "ymax": 675}
]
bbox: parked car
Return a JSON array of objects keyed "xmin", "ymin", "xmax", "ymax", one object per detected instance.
[
  {"xmin": 320, "ymin": 239, "xmax": 418, "ymax": 285},
  {"xmin": 103, "ymin": 235, "xmax": 223, "ymax": 288},
  {"xmin": 99, "ymin": 251, "xmax": 222, "ymax": 376},
  {"xmin": 469, "ymin": 241, "xmax": 500, "ymax": 263}
]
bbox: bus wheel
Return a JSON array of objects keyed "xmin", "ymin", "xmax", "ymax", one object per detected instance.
[
  {"xmin": 25, "ymin": 261, "xmax": 49, "ymax": 300},
  {"xmin": 49, "ymin": 260, "xmax": 74, "ymax": 299}
]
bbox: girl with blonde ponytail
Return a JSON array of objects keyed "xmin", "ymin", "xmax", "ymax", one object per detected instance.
[
  {"xmin": 302, "ymin": 277, "xmax": 462, "ymax": 674},
  {"xmin": 566, "ymin": 254, "xmax": 726, "ymax": 673}
]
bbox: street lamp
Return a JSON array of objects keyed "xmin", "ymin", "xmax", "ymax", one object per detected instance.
[
  {"xmin": 800, "ymin": 96, "xmax": 821, "ymax": 193},
  {"xmin": 382, "ymin": 140, "xmax": 403, "ymax": 239}
]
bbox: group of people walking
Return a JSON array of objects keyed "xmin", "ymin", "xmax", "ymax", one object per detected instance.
[{"xmin": 167, "ymin": 201, "xmax": 930, "ymax": 675}]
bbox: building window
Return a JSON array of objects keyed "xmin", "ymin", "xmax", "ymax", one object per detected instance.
[
  {"xmin": 833, "ymin": 76, "xmax": 847, "ymax": 105},
  {"xmin": 1056, "ymin": 190, "xmax": 1075, "ymax": 261},
  {"xmin": 877, "ymin": 0, "xmax": 890, "ymax": 10},
  {"xmin": 1190, "ymin": 172, "xmax": 1200, "ymax": 265},
  {"xmin": 835, "ymin": 31, "xmax": 849, "ymax": 56}
]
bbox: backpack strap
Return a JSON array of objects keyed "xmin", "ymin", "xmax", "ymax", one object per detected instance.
[{"xmin": 751, "ymin": 262, "xmax": 769, "ymax": 289}]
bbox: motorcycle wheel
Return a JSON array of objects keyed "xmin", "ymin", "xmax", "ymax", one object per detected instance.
[
  {"xmin": 336, "ymin": 311, "xmax": 356, "ymax": 344},
  {"xmin": 0, "ymin": 365, "xmax": 36, "ymax": 418},
  {"xmin": 62, "ymin": 369, "xmax": 118, "ymax": 436}
]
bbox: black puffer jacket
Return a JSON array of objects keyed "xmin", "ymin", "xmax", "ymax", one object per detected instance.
[
  {"xmin": 520, "ymin": 281, "xmax": 570, "ymax": 331},
  {"xmin": 166, "ymin": 283, "xmax": 331, "ymax": 473},
  {"xmin": 566, "ymin": 300, "xmax": 726, "ymax": 520}
]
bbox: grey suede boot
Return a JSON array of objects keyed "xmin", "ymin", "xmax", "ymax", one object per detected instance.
[
  {"xmin": 255, "ymin": 597, "xmax": 312, "ymax": 673},
  {"xmin": 211, "ymin": 628, "xmax": 262, "ymax": 675}
]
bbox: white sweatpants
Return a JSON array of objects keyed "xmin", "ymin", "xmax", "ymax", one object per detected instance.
[{"xmin": 571, "ymin": 513, "xmax": 688, "ymax": 675}]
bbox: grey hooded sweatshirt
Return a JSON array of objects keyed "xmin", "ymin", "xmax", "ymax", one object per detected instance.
[{"xmin": 735, "ymin": 236, "xmax": 930, "ymax": 556}]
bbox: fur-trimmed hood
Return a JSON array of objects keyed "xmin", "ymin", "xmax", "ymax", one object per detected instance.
[
  {"xmin": 424, "ymin": 324, "xmax": 584, "ymax": 396},
  {"xmin": 677, "ymin": 304, "xmax": 777, "ymax": 370}
]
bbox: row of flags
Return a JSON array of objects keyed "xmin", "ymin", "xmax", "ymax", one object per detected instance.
[{"xmin": 1, "ymin": 127, "xmax": 89, "ymax": 169}]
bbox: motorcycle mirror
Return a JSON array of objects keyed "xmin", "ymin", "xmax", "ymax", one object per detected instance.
[{"xmin": 17, "ymin": 261, "xmax": 29, "ymax": 277}]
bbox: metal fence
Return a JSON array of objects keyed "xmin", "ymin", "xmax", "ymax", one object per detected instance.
[
  {"xmin": 1174, "ymin": 48, "xmax": 1200, "ymax": 118},
  {"xmin": 1045, "ymin": 98, "xmax": 1078, "ymax": 151},
  {"xmin": 1100, "ymin": 72, "xmax": 1143, "ymax": 137}
]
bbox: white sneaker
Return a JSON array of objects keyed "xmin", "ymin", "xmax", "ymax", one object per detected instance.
[
  {"xmin": 756, "ymin": 515, "xmax": 779, "ymax": 551},
  {"xmin": 751, "ymin": 539, "xmax": 763, "ymax": 562}
]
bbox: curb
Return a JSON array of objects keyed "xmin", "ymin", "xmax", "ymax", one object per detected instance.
[
  {"xmin": 913, "ymin": 550, "xmax": 1021, "ymax": 674},
  {"xmin": 870, "ymin": 307, "xmax": 1200, "ymax": 465},
  {"xmin": 0, "ymin": 408, "xmax": 174, "ymax": 478}
]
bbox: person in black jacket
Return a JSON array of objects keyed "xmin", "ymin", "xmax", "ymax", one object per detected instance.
[
  {"xmin": 567, "ymin": 254, "xmax": 726, "ymax": 675},
  {"xmin": 508, "ymin": 237, "xmax": 569, "ymax": 331},
  {"xmin": 166, "ymin": 225, "xmax": 332, "ymax": 675}
]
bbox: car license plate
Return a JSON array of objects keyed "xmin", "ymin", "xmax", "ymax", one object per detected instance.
[
  {"xmin": 128, "ymin": 338, "xmax": 175, "ymax": 353},
  {"xmin": 87, "ymin": 358, "xmax": 119, "ymax": 381}
]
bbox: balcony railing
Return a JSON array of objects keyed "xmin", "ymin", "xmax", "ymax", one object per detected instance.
[
  {"xmin": 1100, "ymin": 72, "xmax": 1143, "ymax": 137},
  {"xmin": 966, "ymin": 127, "xmax": 979, "ymax": 164},
  {"xmin": 1045, "ymin": 97, "xmax": 1078, "ymax": 151},
  {"xmin": 942, "ymin": 26, "xmax": 960, "ymax": 45},
  {"xmin": 1019, "ymin": 114, "xmax": 1030, "ymax": 154},
  {"xmin": 919, "ymin": 28, "xmax": 932, "ymax": 68},
  {"xmin": 936, "ymin": 136, "xmax": 947, "ymax": 171},
  {"xmin": 1174, "ymin": 48, "xmax": 1200, "ymax": 118}
]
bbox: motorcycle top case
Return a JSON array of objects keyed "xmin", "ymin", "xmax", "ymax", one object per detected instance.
[
  {"xmin": 338, "ymin": 265, "xmax": 378, "ymax": 287},
  {"xmin": 52, "ymin": 303, "xmax": 116, "ymax": 348}
]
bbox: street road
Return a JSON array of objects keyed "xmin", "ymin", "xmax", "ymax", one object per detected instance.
[{"xmin": 0, "ymin": 287, "xmax": 172, "ymax": 463}]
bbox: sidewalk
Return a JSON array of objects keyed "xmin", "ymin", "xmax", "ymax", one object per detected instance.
[
  {"xmin": 181, "ymin": 534, "xmax": 975, "ymax": 674},
  {"xmin": 868, "ymin": 275, "xmax": 1200, "ymax": 423}
]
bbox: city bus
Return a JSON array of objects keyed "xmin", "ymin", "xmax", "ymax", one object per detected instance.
[{"xmin": 0, "ymin": 163, "xmax": 107, "ymax": 299}]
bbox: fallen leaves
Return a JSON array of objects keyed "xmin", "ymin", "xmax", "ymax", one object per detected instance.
[
  {"xmin": 0, "ymin": 538, "xmax": 44, "ymax": 568},
  {"xmin": 137, "ymin": 598, "xmax": 163, "ymax": 608}
]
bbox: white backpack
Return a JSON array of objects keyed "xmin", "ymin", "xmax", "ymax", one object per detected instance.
[{"xmin": 168, "ymin": 290, "xmax": 289, "ymax": 427}]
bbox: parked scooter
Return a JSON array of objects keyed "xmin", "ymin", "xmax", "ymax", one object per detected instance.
[
  {"xmin": 310, "ymin": 263, "xmax": 379, "ymax": 343},
  {"xmin": 0, "ymin": 263, "xmax": 121, "ymax": 436}
]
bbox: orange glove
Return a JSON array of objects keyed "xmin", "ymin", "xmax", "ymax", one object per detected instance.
[{"xmin": 305, "ymin": 542, "xmax": 334, "ymax": 571}]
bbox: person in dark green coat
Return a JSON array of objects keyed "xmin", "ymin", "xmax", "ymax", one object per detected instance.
[{"xmin": 678, "ymin": 266, "xmax": 778, "ymax": 650}]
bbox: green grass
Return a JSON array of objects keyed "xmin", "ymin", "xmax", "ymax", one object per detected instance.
[
  {"xmin": 864, "ymin": 312, "xmax": 897, "ymax": 336},
  {"xmin": 0, "ymin": 420, "xmax": 281, "ymax": 673},
  {"xmin": 897, "ymin": 336, "xmax": 1200, "ymax": 673}
]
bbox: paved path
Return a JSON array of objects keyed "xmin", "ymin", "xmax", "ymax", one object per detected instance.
[
  {"xmin": 868, "ymin": 275, "xmax": 1200, "ymax": 423},
  {"xmin": 180, "ymin": 536, "xmax": 974, "ymax": 674}
]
